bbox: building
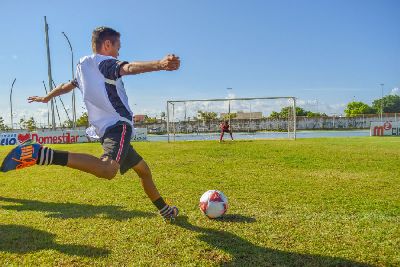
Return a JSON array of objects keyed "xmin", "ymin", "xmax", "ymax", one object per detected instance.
[{"xmin": 133, "ymin": 115, "xmax": 147, "ymax": 123}]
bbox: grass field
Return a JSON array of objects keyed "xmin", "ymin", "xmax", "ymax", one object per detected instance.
[{"xmin": 0, "ymin": 138, "xmax": 399, "ymax": 266}]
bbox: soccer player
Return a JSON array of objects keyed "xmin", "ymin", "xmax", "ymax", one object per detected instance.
[
  {"xmin": 1, "ymin": 27, "xmax": 180, "ymax": 221},
  {"xmin": 219, "ymin": 120, "xmax": 233, "ymax": 142}
]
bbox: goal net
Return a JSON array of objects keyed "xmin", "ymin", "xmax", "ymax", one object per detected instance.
[{"xmin": 166, "ymin": 97, "xmax": 296, "ymax": 142}]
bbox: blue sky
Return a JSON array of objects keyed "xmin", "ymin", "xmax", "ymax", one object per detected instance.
[{"xmin": 0, "ymin": 0, "xmax": 399, "ymax": 125}]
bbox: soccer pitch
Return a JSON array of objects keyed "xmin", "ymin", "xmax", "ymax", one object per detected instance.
[{"xmin": 0, "ymin": 138, "xmax": 399, "ymax": 266}]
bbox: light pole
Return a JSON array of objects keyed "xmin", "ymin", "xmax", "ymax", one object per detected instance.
[
  {"xmin": 380, "ymin": 83, "xmax": 384, "ymax": 122},
  {"xmin": 44, "ymin": 16, "xmax": 56, "ymax": 130},
  {"xmin": 42, "ymin": 81, "xmax": 50, "ymax": 128},
  {"xmin": 62, "ymin": 31, "xmax": 76, "ymax": 129},
  {"xmin": 227, "ymin": 88, "xmax": 232, "ymax": 125},
  {"xmin": 9, "ymin": 78, "xmax": 16, "ymax": 130}
]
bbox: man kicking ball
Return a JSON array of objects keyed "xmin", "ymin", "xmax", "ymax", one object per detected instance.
[{"xmin": 1, "ymin": 27, "xmax": 180, "ymax": 222}]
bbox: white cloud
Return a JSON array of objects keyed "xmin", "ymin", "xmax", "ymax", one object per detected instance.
[
  {"xmin": 390, "ymin": 87, "xmax": 399, "ymax": 95},
  {"xmin": 297, "ymin": 99, "xmax": 346, "ymax": 115}
]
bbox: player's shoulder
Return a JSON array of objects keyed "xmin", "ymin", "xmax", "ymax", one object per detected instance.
[
  {"xmin": 78, "ymin": 54, "xmax": 94, "ymax": 64},
  {"xmin": 94, "ymin": 54, "xmax": 118, "ymax": 64},
  {"xmin": 78, "ymin": 54, "xmax": 115, "ymax": 65}
]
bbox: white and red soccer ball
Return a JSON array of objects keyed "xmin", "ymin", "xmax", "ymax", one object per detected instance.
[{"xmin": 199, "ymin": 190, "xmax": 228, "ymax": 218}]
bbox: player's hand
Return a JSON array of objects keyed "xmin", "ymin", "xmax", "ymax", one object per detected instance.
[
  {"xmin": 28, "ymin": 96, "xmax": 49, "ymax": 103},
  {"xmin": 159, "ymin": 54, "xmax": 180, "ymax": 71}
]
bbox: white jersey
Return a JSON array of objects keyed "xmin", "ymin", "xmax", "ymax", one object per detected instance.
[{"xmin": 73, "ymin": 54, "xmax": 133, "ymax": 138}]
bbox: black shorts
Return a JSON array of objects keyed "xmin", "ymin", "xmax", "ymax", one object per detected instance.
[{"xmin": 100, "ymin": 122, "xmax": 143, "ymax": 175}]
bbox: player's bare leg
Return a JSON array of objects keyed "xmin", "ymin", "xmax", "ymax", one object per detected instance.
[
  {"xmin": 67, "ymin": 153, "xmax": 119, "ymax": 179},
  {"xmin": 132, "ymin": 160, "xmax": 160, "ymax": 201},
  {"xmin": 132, "ymin": 159, "xmax": 178, "ymax": 221}
]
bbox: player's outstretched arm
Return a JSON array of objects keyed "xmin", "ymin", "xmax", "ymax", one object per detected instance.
[
  {"xmin": 120, "ymin": 54, "xmax": 180, "ymax": 76},
  {"xmin": 27, "ymin": 81, "xmax": 76, "ymax": 103}
]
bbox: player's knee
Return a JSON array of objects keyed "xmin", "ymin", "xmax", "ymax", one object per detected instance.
[
  {"xmin": 102, "ymin": 168, "xmax": 118, "ymax": 180},
  {"xmin": 133, "ymin": 160, "xmax": 151, "ymax": 178},
  {"xmin": 98, "ymin": 161, "xmax": 118, "ymax": 180}
]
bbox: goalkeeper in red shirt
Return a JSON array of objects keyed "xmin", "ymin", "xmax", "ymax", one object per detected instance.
[{"xmin": 219, "ymin": 121, "xmax": 233, "ymax": 142}]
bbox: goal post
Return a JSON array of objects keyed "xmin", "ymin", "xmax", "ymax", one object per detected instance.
[{"xmin": 166, "ymin": 96, "xmax": 296, "ymax": 142}]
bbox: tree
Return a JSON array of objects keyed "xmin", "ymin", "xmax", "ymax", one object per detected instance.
[
  {"xmin": 26, "ymin": 117, "xmax": 37, "ymax": 132},
  {"xmin": 144, "ymin": 117, "xmax": 157, "ymax": 124},
  {"xmin": 269, "ymin": 111, "xmax": 281, "ymax": 119},
  {"xmin": 63, "ymin": 119, "xmax": 73, "ymax": 128},
  {"xmin": 0, "ymin": 117, "xmax": 10, "ymax": 131},
  {"xmin": 19, "ymin": 117, "xmax": 37, "ymax": 132},
  {"xmin": 306, "ymin": 111, "xmax": 327, "ymax": 118},
  {"xmin": 344, "ymin": 101, "xmax": 375, "ymax": 117},
  {"xmin": 76, "ymin": 112, "xmax": 89, "ymax": 127},
  {"xmin": 197, "ymin": 111, "xmax": 218, "ymax": 122},
  {"xmin": 270, "ymin": 107, "xmax": 307, "ymax": 119},
  {"xmin": 372, "ymin": 95, "xmax": 400, "ymax": 114},
  {"xmin": 197, "ymin": 111, "xmax": 218, "ymax": 128}
]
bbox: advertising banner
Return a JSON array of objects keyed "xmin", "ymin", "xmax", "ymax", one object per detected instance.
[
  {"xmin": 370, "ymin": 121, "xmax": 400, "ymax": 136},
  {"xmin": 0, "ymin": 128, "xmax": 147, "ymax": 145}
]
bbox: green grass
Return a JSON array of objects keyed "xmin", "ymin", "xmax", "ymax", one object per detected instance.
[{"xmin": 0, "ymin": 138, "xmax": 399, "ymax": 266}]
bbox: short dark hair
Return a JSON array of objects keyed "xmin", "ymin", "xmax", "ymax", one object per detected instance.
[{"xmin": 91, "ymin": 27, "xmax": 120, "ymax": 53}]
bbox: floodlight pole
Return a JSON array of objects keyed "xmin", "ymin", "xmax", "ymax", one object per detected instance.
[
  {"xmin": 44, "ymin": 16, "xmax": 56, "ymax": 130},
  {"xmin": 62, "ymin": 31, "xmax": 77, "ymax": 129},
  {"xmin": 9, "ymin": 78, "xmax": 16, "ymax": 130},
  {"xmin": 42, "ymin": 81, "xmax": 50, "ymax": 128}
]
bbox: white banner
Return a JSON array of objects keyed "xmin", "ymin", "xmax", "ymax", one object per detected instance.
[
  {"xmin": 0, "ymin": 128, "xmax": 147, "ymax": 145},
  {"xmin": 370, "ymin": 121, "xmax": 400, "ymax": 136}
]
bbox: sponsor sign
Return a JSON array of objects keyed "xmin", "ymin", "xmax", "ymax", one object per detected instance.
[
  {"xmin": 370, "ymin": 121, "xmax": 400, "ymax": 136},
  {"xmin": 0, "ymin": 133, "xmax": 18, "ymax": 146},
  {"xmin": 132, "ymin": 128, "xmax": 147, "ymax": 141},
  {"xmin": 0, "ymin": 128, "xmax": 147, "ymax": 145}
]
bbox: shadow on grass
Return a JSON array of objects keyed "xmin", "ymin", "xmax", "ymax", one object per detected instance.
[
  {"xmin": 0, "ymin": 196, "xmax": 155, "ymax": 221},
  {"xmin": 175, "ymin": 216, "xmax": 371, "ymax": 267},
  {"xmin": 0, "ymin": 224, "xmax": 109, "ymax": 257},
  {"xmin": 214, "ymin": 214, "xmax": 256, "ymax": 223}
]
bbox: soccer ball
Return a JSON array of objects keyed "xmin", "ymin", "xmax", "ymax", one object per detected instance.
[{"xmin": 199, "ymin": 190, "xmax": 228, "ymax": 218}]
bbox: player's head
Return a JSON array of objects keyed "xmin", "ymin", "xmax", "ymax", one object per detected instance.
[
  {"xmin": 92, "ymin": 27, "xmax": 121, "ymax": 58},
  {"xmin": 224, "ymin": 120, "xmax": 229, "ymax": 124}
]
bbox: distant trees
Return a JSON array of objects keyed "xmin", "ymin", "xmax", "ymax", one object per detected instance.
[
  {"xmin": 0, "ymin": 117, "xmax": 10, "ymax": 131},
  {"xmin": 343, "ymin": 95, "xmax": 400, "ymax": 117},
  {"xmin": 76, "ymin": 112, "xmax": 89, "ymax": 127},
  {"xmin": 19, "ymin": 117, "xmax": 37, "ymax": 132},
  {"xmin": 197, "ymin": 111, "xmax": 218, "ymax": 122},
  {"xmin": 144, "ymin": 117, "xmax": 157, "ymax": 124},
  {"xmin": 270, "ymin": 107, "xmax": 326, "ymax": 119},
  {"xmin": 344, "ymin": 102, "xmax": 375, "ymax": 117},
  {"xmin": 372, "ymin": 95, "xmax": 400, "ymax": 114},
  {"xmin": 63, "ymin": 119, "xmax": 74, "ymax": 128}
]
